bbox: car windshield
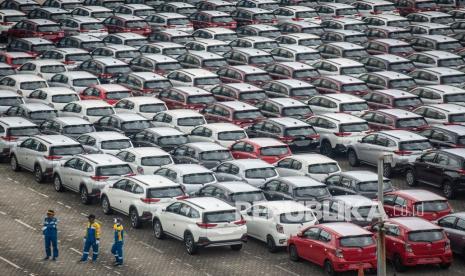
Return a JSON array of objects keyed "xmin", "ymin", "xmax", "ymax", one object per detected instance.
[
  {"xmin": 139, "ymin": 104, "xmax": 166, "ymax": 113},
  {"xmin": 231, "ymin": 191, "xmax": 265, "ymax": 202},
  {"xmin": 147, "ymin": 186, "xmax": 183, "ymax": 198},
  {"xmin": 105, "ymin": 91, "xmax": 131, "ymax": 100},
  {"xmin": 260, "ymin": 146, "xmax": 289, "ymax": 156},
  {"xmin": 204, "ymin": 210, "xmax": 239, "ymax": 223},
  {"xmin": 122, "ymin": 120, "xmax": 151, "ymax": 131},
  {"xmin": 374, "ymin": 4, "xmax": 396, "ymax": 12},
  {"xmin": 253, "ymin": 13, "xmax": 275, "ymax": 21},
  {"xmin": 294, "ymin": 186, "xmax": 330, "ymax": 198},
  {"xmin": 208, "ymin": 45, "xmax": 232, "ymax": 53},
  {"xmin": 51, "ymin": 94, "xmax": 79, "ymax": 103},
  {"xmin": 439, "ymin": 58, "xmax": 465, "ymax": 67},
  {"xmin": 81, "ymin": 23, "xmax": 105, "ymax": 31},
  {"xmin": 245, "ymin": 167, "xmax": 277, "ymax": 179},
  {"xmin": 126, "ymin": 39, "xmax": 146, "ymax": 47},
  {"xmin": 126, "ymin": 20, "xmax": 147, "ymax": 28},
  {"xmin": 308, "ymin": 163, "xmax": 339, "ymax": 174},
  {"xmin": 101, "ymin": 139, "xmax": 131, "ymax": 150},
  {"xmin": 186, "ymin": 95, "xmax": 215, "ymax": 105},
  {"xmin": 177, "ymin": 116, "xmax": 205, "ymax": 126},
  {"xmin": 291, "ymin": 87, "xmax": 318, "ymax": 97},
  {"xmin": 293, "ymin": 69, "xmax": 319, "ymax": 79},
  {"xmin": 97, "ymin": 164, "xmax": 132, "ymax": 176},
  {"xmin": 167, "ymin": 18, "xmax": 190, "ymax": 25},
  {"xmin": 141, "ymin": 155, "xmax": 172, "ymax": 166},
  {"xmin": 194, "ymin": 77, "xmax": 220, "ymax": 86},
  {"xmin": 105, "ymin": 65, "xmax": 131, "ymax": 74},
  {"xmin": 40, "ymin": 65, "xmax": 66, "ymax": 74},
  {"xmin": 32, "ymin": 44, "xmax": 55, "ymax": 53},
  {"xmin": 340, "ymin": 66, "xmax": 367, "ymax": 75},
  {"xmin": 218, "ymin": 130, "xmax": 246, "ymax": 140},
  {"xmin": 390, "ymin": 62, "xmax": 415, "ymax": 72},
  {"xmin": 87, "ymin": 107, "xmax": 114, "ymax": 116},
  {"xmin": 73, "ymin": 78, "xmax": 99, "ymax": 87},
  {"xmin": 342, "ymin": 84, "xmax": 369, "ymax": 92},
  {"xmin": 134, "ymin": 9, "xmax": 155, "ymax": 17},
  {"xmin": 388, "ymin": 20, "xmax": 410, "ymax": 28},
  {"xmin": 156, "ymin": 62, "xmax": 182, "ymax": 71},
  {"xmin": 20, "ymin": 81, "xmax": 47, "ymax": 90},
  {"xmin": 246, "ymin": 73, "xmax": 272, "ymax": 82},
  {"xmin": 4, "ymin": 15, "xmax": 26, "ymax": 22},
  {"xmin": 340, "ymin": 123, "xmax": 369, "ymax": 132},
  {"xmin": 442, "ymin": 74, "xmax": 465, "ymax": 85},
  {"xmin": 340, "ymin": 102, "xmax": 368, "ymax": 112},
  {"xmin": 390, "ymin": 79, "xmax": 416, "ymax": 89},
  {"xmin": 255, "ymin": 41, "xmax": 279, "ymax": 50},
  {"xmin": 158, "ymin": 135, "xmax": 188, "ymax": 145},
  {"xmin": 282, "ymin": 106, "xmax": 312, "ymax": 117},
  {"xmin": 211, "ymin": 16, "xmax": 234, "ymax": 23},
  {"xmin": 347, "ymin": 24, "xmax": 368, "ymax": 32},
  {"xmin": 438, "ymin": 41, "xmax": 462, "ymax": 51},
  {"xmin": 344, "ymin": 49, "xmax": 368, "ymax": 58},
  {"xmin": 394, "ymin": 97, "xmax": 422, "ymax": 108},
  {"xmin": 164, "ymin": 48, "xmax": 187, "ymax": 56},
  {"xmin": 445, "ymin": 93, "xmax": 465, "ymax": 103},
  {"xmin": 339, "ymin": 235, "xmax": 374, "ymax": 247},
  {"xmin": 37, "ymin": 25, "xmax": 61, "ymax": 32},
  {"xmin": 203, "ymin": 59, "xmax": 228, "ymax": 68},
  {"xmin": 397, "ymin": 117, "xmax": 428, "ymax": 128},
  {"xmin": 82, "ymin": 41, "xmax": 105, "ymax": 49},
  {"xmin": 391, "ymin": 31, "xmax": 412, "ymax": 40},
  {"xmin": 390, "ymin": 46, "xmax": 414, "ymax": 54},
  {"xmin": 260, "ymin": 31, "xmax": 281, "ymax": 38},
  {"xmin": 408, "ymin": 230, "xmax": 444, "ymax": 242},
  {"xmin": 183, "ymin": 172, "xmax": 215, "ymax": 184},
  {"xmin": 30, "ymin": 110, "xmax": 57, "ymax": 120},
  {"xmin": 250, "ymin": 55, "xmax": 274, "ymax": 65},
  {"xmin": 239, "ymin": 91, "xmax": 267, "ymax": 101},
  {"xmin": 279, "ymin": 211, "xmax": 315, "ymax": 224},
  {"xmin": 67, "ymin": 53, "xmax": 92, "ymax": 62},
  {"xmin": 358, "ymin": 181, "xmax": 392, "ymax": 192},
  {"xmin": 8, "ymin": 126, "xmax": 39, "ymax": 136},
  {"xmin": 233, "ymin": 110, "xmax": 263, "ymax": 120},
  {"xmin": 284, "ymin": 126, "xmax": 316, "ymax": 136},
  {"xmin": 11, "ymin": 57, "xmax": 34, "ymax": 65},
  {"xmin": 449, "ymin": 113, "xmax": 465, "ymax": 123},
  {"xmin": 145, "ymin": 80, "xmax": 172, "ymax": 89},
  {"xmin": 399, "ymin": 140, "xmax": 432, "ymax": 151},
  {"xmin": 346, "ymin": 35, "xmax": 368, "ymax": 44},
  {"xmin": 50, "ymin": 145, "xmax": 84, "ymax": 155},
  {"xmin": 300, "ymin": 39, "xmax": 323, "ymax": 47},
  {"xmin": 431, "ymin": 16, "xmax": 454, "ymax": 25},
  {"xmin": 0, "ymin": 97, "xmax": 23, "ymax": 106},
  {"xmin": 94, "ymin": 12, "xmax": 113, "ymax": 18},
  {"xmin": 115, "ymin": 50, "xmax": 139, "ymax": 59},
  {"xmin": 63, "ymin": 124, "xmax": 94, "ymax": 134},
  {"xmin": 200, "ymin": 150, "xmax": 232, "ymax": 161}
]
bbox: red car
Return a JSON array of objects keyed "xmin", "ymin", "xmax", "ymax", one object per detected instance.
[
  {"xmin": 383, "ymin": 189, "xmax": 452, "ymax": 221},
  {"xmin": 230, "ymin": 138, "xmax": 291, "ymax": 164},
  {"xmin": 361, "ymin": 109, "xmax": 429, "ymax": 131},
  {"xmin": 395, "ymin": 0, "xmax": 438, "ymax": 16},
  {"xmin": 0, "ymin": 51, "xmax": 35, "ymax": 69},
  {"xmin": 312, "ymin": 75, "xmax": 371, "ymax": 96},
  {"xmin": 210, "ymin": 83, "xmax": 268, "ymax": 105},
  {"xmin": 102, "ymin": 15, "xmax": 151, "ymax": 36},
  {"xmin": 190, "ymin": 10, "xmax": 236, "ymax": 30},
  {"xmin": 6, "ymin": 19, "xmax": 64, "ymax": 42},
  {"xmin": 158, "ymin": 86, "xmax": 216, "ymax": 110},
  {"xmin": 201, "ymin": 100, "xmax": 266, "ymax": 127},
  {"xmin": 80, "ymin": 84, "xmax": 132, "ymax": 105},
  {"xmin": 363, "ymin": 89, "xmax": 423, "ymax": 111},
  {"xmin": 288, "ymin": 223, "xmax": 377, "ymax": 275},
  {"xmin": 216, "ymin": 65, "xmax": 272, "ymax": 87},
  {"xmin": 369, "ymin": 217, "xmax": 452, "ymax": 271}
]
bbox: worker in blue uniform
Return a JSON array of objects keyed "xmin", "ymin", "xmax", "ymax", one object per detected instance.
[
  {"xmin": 42, "ymin": 210, "xmax": 58, "ymax": 261},
  {"xmin": 111, "ymin": 218, "xmax": 124, "ymax": 266},
  {"xmin": 79, "ymin": 214, "xmax": 101, "ymax": 263}
]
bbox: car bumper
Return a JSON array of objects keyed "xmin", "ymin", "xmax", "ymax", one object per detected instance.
[
  {"xmin": 197, "ymin": 234, "xmax": 247, "ymax": 248},
  {"xmin": 333, "ymin": 259, "xmax": 377, "ymax": 272},
  {"xmin": 402, "ymin": 252, "xmax": 452, "ymax": 266}
]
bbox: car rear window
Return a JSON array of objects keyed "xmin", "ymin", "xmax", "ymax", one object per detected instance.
[
  {"xmin": 282, "ymin": 106, "xmax": 312, "ymax": 117},
  {"xmin": 339, "ymin": 122, "xmax": 369, "ymax": 132},
  {"xmin": 449, "ymin": 113, "xmax": 465, "ymax": 123},
  {"xmin": 291, "ymin": 87, "xmax": 318, "ymax": 97},
  {"xmin": 139, "ymin": 104, "xmax": 166, "ymax": 113},
  {"xmin": 126, "ymin": 20, "xmax": 147, "ymax": 28},
  {"xmin": 141, "ymin": 155, "xmax": 172, "ymax": 166},
  {"xmin": 158, "ymin": 135, "xmax": 188, "ymax": 146},
  {"xmin": 96, "ymin": 164, "xmax": 132, "ymax": 176},
  {"xmin": 50, "ymin": 145, "xmax": 84, "ymax": 156},
  {"xmin": 415, "ymin": 200, "xmax": 449, "ymax": 212},
  {"xmin": 52, "ymin": 94, "xmax": 79, "ymax": 103},
  {"xmin": 115, "ymin": 50, "xmax": 139, "ymax": 59},
  {"xmin": 340, "ymin": 102, "xmax": 368, "ymax": 112},
  {"xmin": 20, "ymin": 81, "xmax": 48, "ymax": 90},
  {"xmin": 280, "ymin": 211, "xmax": 315, "ymax": 224},
  {"xmin": 239, "ymin": 91, "xmax": 267, "ymax": 101},
  {"xmin": 444, "ymin": 93, "xmax": 465, "ymax": 103},
  {"xmin": 30, "ymin": 110, "xmax": 57, "ymax": 120},
  {"xmin": 340, "ymin": 66, "xmax": 367, "ymax": 75},
  {"xmin": 294, "ymin": 186, "xmax": 330, "ymax": 198},
  {"xmin": 177, "ymin": 117, "xmax": 205, "ymax": 126},
  {"xmin": 37, "ymin": 25, "xmax": 61, "ymax": 32},
  {"xmin": 231, "ymin": 191, "xmax": 265, "ymax": 202},
  {"xmin": 387, "ymin": 20, "xmax": 409, "ymax": 28},
  {"xmin": 308, "ymin": 163, "xmax": 339, "ymax": 174},
  {"xmin": 145, "ymin": 80, "xmax": 172, "ymax": 90},
  {"xmin": 245, "ymin": 167, "xmax": 277, "ymax": 179},
  {"xmin": 74, "ymin": 78, "xmax": 99, "ymax": 87},
  {"xmin": 408, "ymin": 230, "xmax": 444, "ymax": 242},
  {"xmin": 299, "ymin": 39, "xmax": 322, "ymax": 47},
  {"xmin": 284, "ymin": 126, "xmax": 316, "ymax": 136},
  {"xmin": 105, "ymin": 65, "xmax": 131, "ymax": 74},
  {"xmin": 81, "ymin": 22, "xmax": 105, "ymax": 31},
  {"xmin": 87, "ymin": 107, "xmax": 114, "ymax": 116},
  {"xmin": 396, "ymin": 117, "xmax": 427, "ymax": 128},
  {"xmin": 4, "ymin": 15, "xmax": 26, "ymax": 22},
  {"xmin": 218, "ymin": 131, "xmax": 246, "ymax": 140},
  {"xmin": 200, "ymin": 150, "xmax": 232, "ymax": 161},
  {"xmin": 0, "ymin": 97, "xmax": 23, "ymax": 106},
  {"xmin": 164, "ymin": 47, "xmax": 187, "ymax": 56},
  {"xmin": 105, "ymin": 91, "xmax": 131, "ymax": 100},
  {"xmin": 63, "ymin": 124, "xmax": 94, "ymax": 134},
  {"xmin": 11, "ymin": 57, "xmax": 34, "ymax": 65},
  {"xmin": 204, "ymin": 210, "xmax": 239, "ymax": 223},
  {"xmin": 187, "ymin": 95, "xmax": 216, "ymax": 105},
  {"xmin": 101, "ymin": 139, "xmax": 131, "ymax": 150},
  {"xmin": 8, "ymin": 126, "xmax": 39, "ymax": 136},
  {"xmin": 341, "ymin": 84, "xmax": 369, "ymax": 93},
  {"xmin": 357, "ymin": 181, "xmax": 392, "ymax": 192},
  {"xmin": 339, "ymin": 235, "xmax": 374, "ymax": 247},
  {"xmin": 122, "ymin": 120, "xmax": 151, "ymax": 131},
  {"xmin": 399, "ymin": 140, "xmax": 432, "ymax": 151},
  {"xmin": 167, "ymin": 18, "xmax": 190, "ymax": 25},
  {"xmin": 156, "ymin": 62, "xmax": 182, "ymax": 71},
  {"xmin": 147, "ymin": 186, "xmax": 183, "ymax": 198},
  {"xmin": 249, "ymin": 55, "xmax": 274, "ymax": 65},
  {"xmin": 394, "ymin": 97, "xmax": 422, "ymax": 108},
  {"xmin": 194, "ymin": 77, "xmax": 220, "ymax": 86},
  {"xmin": 245, "ymin": 73, "xmax": 272, "ymax": 83},
  {"xmin": 183, "ymin": 172, "xmax": 215, "ymax": 184},
  {"xmin": 260, "ymin": 146, "xmax": 289, "ymax": 156},
  {"xmin": 233, "ymin": 110, "xmax": 262, "ymax": 120}
]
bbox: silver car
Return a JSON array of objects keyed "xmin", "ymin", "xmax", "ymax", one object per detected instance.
[
  {"xmin": 154, "ymin": 164, "xmax": 217, "ymax": 194},
  {"xmin": 0, "ymin": 117, "xmax": 39, "ymax": 159},
  {"xmin": 213, "ymin": 159, "xmax": 279, "ymax": 187}
]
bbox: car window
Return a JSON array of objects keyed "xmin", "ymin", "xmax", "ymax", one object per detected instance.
[{"xmin": 438, "ymin": 216, "xmax": 457, "ymax": 228}]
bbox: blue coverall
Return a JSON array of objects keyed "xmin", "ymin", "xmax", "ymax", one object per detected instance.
[
  {"xmin": 43, "ymin": 217, "xmax": 58, "ymax": 258},
  {"xmin": 111, "ymin": 224, "xmax": 124, "ymax": 265},
  {"xmin": 81, "ymin": 222, "xmax": 101, "ymax": 261}
]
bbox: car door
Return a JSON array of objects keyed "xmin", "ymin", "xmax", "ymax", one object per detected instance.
[
  {"xmin": 297, "ymin": 227, "xmax": 321, "ymax": 262},
  {"xmin": 161, "ymin": 202, "xmax": 182, "ymax": 235},
  {"xmin": 260, "ymin": 179, "xmax": 281, "ymax": 201},
  {"xmin": 107, "ymin": 179, "xmax": 129, "ymax": 212},
  {"xmin": 437, "ymin": 216, "xmax": 461, "ymax": 253},
  {"xmin": 355, "ymin": 134, "xmax": 377, "ymax": 164},
  {"xmin": 412, "ymin": 151, "xmax": 438, "ymax": 185}
]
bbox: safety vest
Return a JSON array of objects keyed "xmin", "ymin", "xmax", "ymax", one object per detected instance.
[
  {"xmin": 113, "ymin": 224, "xmax": 124, "ymax": 243},
  {"xmin": 85, "ymin": 222, "xmax": 101, "ymax": 242},
  {"xmin": 43, "ymin": 217, "xmax": 58, "ymax": 237}
]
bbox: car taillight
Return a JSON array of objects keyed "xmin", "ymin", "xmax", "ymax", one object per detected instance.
[
  {"xmin": 137, "ymin": 166, "xmax": 144, "ymax": 174},
  {"xmin": 90, "ymin": 175, "xmax": 109, "ymax": 181},
  {"xmin": 176, "ymin": 195, "xmax": 189, "ymax": 200},
  {"xmin": 234, "ymin": 217, "xmax": 246, "ymax": 226},
  {"xmin": 334, "ymin": 132, "xmax": 351, "ymax": 137},
  {"xmin": 99, "ymin": 73, "xmax": 112, "ymax": 79},
  {"xmin": 63, "ymin": 60, "xmax": 75, "ymax": 65},
  {"xmin": 292, "ymin": 18, "xmax": 303, "ymax": 21},
  {"xmin": 445, "ymin": 240, "xmax": 450, "ymax": 250},
  {"xmin": 394, "ymin": 150, "xmax": 412, "ymax": 156},
  {"xmin": 370, "ymin": 11, "xmax": 382, "ymax": 14},
  {"xmin": 122, "ymin": 28, "xmax": 131, "ymax": 32},
  {"xmin": 276, "ymin": 224, "xmax": 284, "ymax": 233},
  {"xmin": 0, "ymin": 22, "xmax": 13, "ymax": 26},
  {"xmin": 457, "ymin": 169, "xmax": 465, "ymax": 175},
  {"xmin": 140, "ymin": 197, "xmax": 160, "ymax": 203},
  {"xmin": 1, "ymin": 136, "xmax": 17, "ymax": 141},
  {"xmin": 404, "ymin": 243, "xmax": 412, "ymax": 252},
  {"xmin": 309, "ymin": 134, "xmax": 320, "ymax": 139},
  {"xmin": 196, "ymin": 222, "xmax": 217, "ymax": 228},
  {"xmin": 335, "ymin": 248, "xmax": 344, "ymax": 258},
  {"xmin": 280, "ymin": 136, "xmax": 294, "ymax": 143},
  {"xmin": 45, "ymin": 155, "xmax": 62, "ymax": 160},
  {"xmin": 187, "ymin": 23, "xmax": 193, "ymax": 27}
]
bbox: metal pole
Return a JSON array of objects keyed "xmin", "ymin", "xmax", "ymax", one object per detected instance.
[{"xmin": 376, "ymin": 156, "xmax": 388, "ymax": 276}]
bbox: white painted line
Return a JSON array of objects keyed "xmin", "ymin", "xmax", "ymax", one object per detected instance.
[
  {"xmin": 65, "ymin": 205, "xmax": 71, "ymax": 209},
  {"xmin": 103, "ymin": 265, "xmax": 112, "ymax": 270},
  {"xmin": 7, "ymin": 177, "xmax": 12, "ymax": 181},
  {"xmin": 0, "ymin": 256, "xmax": 21, "ymax": 269},
  {"xmin": 274, "ymin": 265, "xmax": 300, "ymax": 276},
  {"xmin": 57, "ymin": 201, "xmax": 64, "ymax": 205},
  {"xmin": 80, "ymin": 213, "xmax": 88, "ymax": 217},
  {"xmin": 243, "ymin": 250, "xmax": 251, "ymax": 255},
  {"xmin": 114, "ymin": 271, "xmax": 121, "ymax": 275},
  {"xmin": 137, "ymin": 241, "xmax": 164, "ymax": 254},
  {"xmin": 184, "ymin": 263, "xmax": 193, "ymax": 267},
  {"xmin": 27, "ymin": 187, "xmax": 49, "ymax": 198},
  {"xmin": 254, "ymin": 256, "xmax": 262, "ymax": 260},
  {"xmin": 205, "ymin": 273, "xmax": 212, "ymax": 276},
  {"xmin": 0, "ymin": 211, "xmax": 6, "ymax": 215},
  {"xmin": 70, "ymin": 248, "xmax": 82, "ymax": 255},
  {"xmin": 14, "ymin": 219, "xmax": 37, "ymax": 231},
  {"xmin": 14, "ymin": 180, "xmax": 18, "ymax": 183}
]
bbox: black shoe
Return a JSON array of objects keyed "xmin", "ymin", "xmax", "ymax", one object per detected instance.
[
  {"xmin": 43, "ymin": 257, "xmax": 49, "ymax": 261},
  {"xmin": 52, "ymin": 257, "xmax": 57, "ymax": 261},
  {"xmin": 113, "ymin": 262, "xmax": 122, "ymax": 266},
  {"xmin": 77, "ymin": 259, "xmax": 86, "ymax": 263}
]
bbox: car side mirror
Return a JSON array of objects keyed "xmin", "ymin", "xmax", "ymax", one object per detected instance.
[
  {"xmin": 161, "ymin": 208, "xmax": 166, "ymax": 212},
  {"xmin": 297, "ymin": 232, "xmax": 303, "ymax": 237},
  {"xmin": 358, "ymin": 139, "xmax": 363, "ymax": 143}
]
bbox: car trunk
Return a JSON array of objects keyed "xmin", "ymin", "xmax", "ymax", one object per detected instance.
[
  {"xmin": 338, "ymin": 235, "xmax": 377, "ymax": 261},
  {"xmin": 202, "ymin": 210, "xmax": 245, "ymax": 242},
  {"xmin": 408, "ymin": 229, "xmax": 447, "ymax": 256}
]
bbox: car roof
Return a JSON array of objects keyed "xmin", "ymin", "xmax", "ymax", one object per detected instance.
[
  {"xmin": 0, "ymin": 90, "xmax": 20, "ymax": 97},
  {"xmin": 122, "ymin": 96, "xmax": 164, "ymax": 105},
  {"xmin": 21, "ymin": 103, "xmax": 55, "ymax": 112},
  {"xmin": 410, "ymin": 22, "xmax": 450, "ymax": 29},
  {"xmin": 280, "ymin": 33, "xmax": 321, "ymax": 39},
  {"xmin": 59, "ymin": 71, "xmax": 97, "ymax": 80},
  {"xmin": 0, "ymin": 9, "xmax": 25, "ymax": 16},
  {"xmin": 146, "ymin": 126, "xmax": 184, "ymax": 136},
  {"xmin": 25, "ymin": 19, "xmax": 58, "ymax": 25},
  {"xmin": 187, "ymin": 50, "xmax": 224, "ymax": 60},
  {"xmin": 390, "ymin": 217, "xmax": 440, "ymax": 231},
  {"xmin": 34, "ymin": 134, "xmax": 79, "ymax": 145},
  {"xmin": 287, "ymin": 153, "xmax": 338, "ymax": 165},
  {"xmin": 69, "ymin": 34, "xmax": 102, "ymax": 42},
  {"xmin": 370, "ymin": 71, "xmax": 411, "ymax": 80},
  {"xmin": 202, "ymin": 122, "xmax": 244, "ymax": 132},
  {"xmin": 126, "ymin": 175, "xmax": 178, "ymax": 188},
  {"xmin": 230, "ymin": 65, "xmax": 266, "ymax": 74},
  {"xmin": 237, "ymin": 7, "xmax": 272, "ymax": 13},
  {"xmin": 93, "ymin": 57, "xmax": 128, "ymax": 66},
  {"xmin": 77, "ymin": 5, "xmax": 111, "ymax": 12},
  {"xmin": 374, "ymin": 89, "xmax": 416, "ymax": 99},
  {"xmin": 110, "ymin": 32, "xmax": 146, "ymax": 39},
  {"xmin": 243, "ymin": 137, "xmax": 285, "ymax": 147},
  {"xmin": 77, "ymin": 100, "xmax": 112, "ymax": 108},
  {"xmin": 318, "ymin": 113, "xmax": 366, "ymax": 123},
  {"xmin": 323, "ymin": 75, "xmax": 365, "ymax": 84},
  {"xmin": 95, "ymin": 84, "xmax": 130, "ymax": 92},
  {"xmin": 34, "ymin": 87, "xmax": 76, "ymax": 95},
  {"xmin": 321, "ymin": 93, "xmax": 365, "ymax": 103},
  {"xmin": 162, "ymin": 109, "xmax": 204, "ymax": 118},
  {"xmin": 70, "ymin": 16, "xmax": 101, "ymax": 23},
  {"xmin": 339, "ymin": 170, "xmax": 386, "ymax": 182},
  {"xmin": 1, "ymin": 51, "xmax": 33, "ymax": 58},
  {"xmin": 377, "ymin": 108, "xmax": 421, "ymax": 118},
  {"xmin": 333, "ymin": 195, "xmax": 376, "ymax": 206},
  {"xmin": 267, "ymin": 97, "xmax": 306, "ymax": 107},
  {"xmin": 319, "ymin": 3, "xmax": 354, "ymax": 8},
  {"xmin": 100, "ymin": 44, "xmax": 137, "ymax": 51},
  {"xmin": 358, "ymin": 0, "xmax": 394, "ymax": 4},
  {"xmin": 24, "ymin": 59, "xmax": 64, "ymax": 66},
  {"xmin": 112, "ymin": 14, "xmax": 144, "ymax": 21},
  {"xmin": 140, "ymin": 54, "xmax": 177, "ymax": 63},
  {"xmin": 327, "ymin": 42, "xmax": 364, "ymax": 50},
  {"xmin": 213, "ymin": 181, "xmax": 259, "ymax": 193},
  {"xmin": 5, "ymin": 74, "xmax": 46, "ymax": 82},
  {"xmin": 173, "ymin": 86, "xmax": 210, "ymax": 95},
  {"xmin": 189, "ymin": 38, "xmax": 228, "ymax": 46},
  {"xmin": 185, "ymin": 142, "xmax": 226, "ymax": 152},
  {"xmin": 233, "ymin": 48, "xmax": 270, "ymax": 56},
  {"xmin": 123, "ymin": 146, "xmax": 170, "ymax": 157},
  {"xmin": 86, "ymin": 131, "xmax": 129, "ymax": 140},
  {"xmin": 432, "ymin": 124, "xmax": 465, "ymax": 135},
  {"xmin": 149, "ymin": 42, "xmax": 185, "ymax": 48},
  {"xmin": 182, "ymin": 197, "xmax": 235, "ymax": 211},
  {"xmin": 239, "ymin": 36, "xmax": 275, "ymax": 43},
  {"xmin": 417, "ymin": 34, "xmax": 457, "ymax": 42},
  {"xmin": 226, "ymin": 159, "xmax": 274, "ymax": 170},
  {"xmin": 423, "ymin": 85, "xmax": 465, "ymax": 95},
  {"xmin": 219, "ymin": 101, "xmax": 257, "ymax": 111},
  {"xmin": 258, "ymin": 201, "xmax": 310, "ymax": 213},
  {"xmin": 279, "ymin": 176, "xmax": 326, "ymax": 187},
  {"xmin": 279, "ymin": 6, "xmax": 315, "ymax": 12},
  {"xmin": 176, "ymin": 68, "xmax": 217, "ymax": 78},
  {"xmin": 366, "ymin": 14, "xmax": 407, "ymax": 21},
  {"xmin": 374, "ymin": 39, "xmax": 409, "ymax": 46},
  {"xmin": 200, "ymin": 27, "xmax": 236, "ymax": 34},
  {"xmin": 325, "ymin": 58, "xmax": 363, "ymax": 67},
  {"xmin": 78, "ymin": 153, "xmax": 127, "ymax": 165},
  {"xmin": 130, "ymin": 72, "xmax": 166, "ymax": 81},
  {"xmin": 393, "ymin": 189, "xmax": 446, "ymax": 201},
  {"xmin": 52, "ymin": 48, "xmax": 88, "ymax": 54},
  {"xmin": 277, "ymin": 61, "xmax": 316, "ymax": 70},
  {"xmin": 17, "ymin": 37, "xmax": 54, "ymax": 44},
  {"xmin": 319, "ymin": 222, "xmax": 372, "ymax": 237},
  {"xmin": 245, "ymin": 24, "xmax": 279, "ymax": 31},
  {"xmin": 122, "ymin": 3, "xmax": 153, "ymax": 9},
  {"xmin": 273, "ymin": 79, "xmax": 313, "ymax": 88},
  {"xmin": 441, "ymin": 148, "xmax": 465, "ymax": 156},
  {"xmin": 372, "ymin": 54, "xmax": 410, "ymax": 63},
  {"xmin": 278, "ymin": 45, "xmax": 318, "ymax": 53},
  {"xmin": 326, "ymin": 29, "xmax": 364, "ymax": 35},
  {"xmin": 420, "ymin": 67, "xmax": 464, "ymax": 76},
  {"xmin": 167, "ymin": 164, "xmax": 212, "ymax": 174},
  {"xmin": 268, "ymin": 117, "xmax": 309, "ymax": 127},
  {"xmin": 0, "ymin": 117, "xmax": 36, "ymax": 127},
  {"xmin": 414, "ymin": 11, "xmax": 451, "ymax": 17},
  {"xmin": 221, "ymin": 83, "xmax": 263, "ymax": 91},
  {"xmin": 199, "ymin": 10, "xmax": 230, "ymax": 17},
  {"xmin": 111, "ymin": 113, "xmax": 148, "ymax": 122},
  {"xmin": 425, "ymin": 103, "xmax": 465, "ymax": 114},
  {"xmin": 53, "ymin": 117, "xmax": 91, "ymax": 126},
  {"xmin": 420, "ymin": 50, "xmax": 460, "ymax": 59}
]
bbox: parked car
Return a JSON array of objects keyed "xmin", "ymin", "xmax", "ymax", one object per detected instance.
[
  {"xmin": 260, "ymin": 176, "xmax": 331, "ymax": 203},
  {"xmin": 170, "ymin": 142, "xmax": 232, "ymax": 169},
  {"xmin": 324, "ymin": 171, "xmax": 393, "ymax": 199},
  {"xmin": 188, "ymin": 123, "xmax": 248, "ymax": 147},
  {"xmin": 132, "ymin": 127, "xmax": 189, "ymax": 151},
  {"xmin": 212, "ymin": 159, "xmax": 279, "ymax": 186},
  {"xmin": 39, "ymin": 117, "xmax": 95, "ymax": 139},
  {"xmin": 76, "ymin": 131, "xmax": 133, "ymax": 155},
  {"xmin": 154, "ymin": 164, "xmax": 217, "ymax": 194},
  {"xmin": 0, "ymin": 117, "xmax": 39, "ymax": 159},
  {"xmin": 436, "ymin": 212, "xmax": 465, "ymax": 258},
  {"xmin": 114, "ymin": 97, "xmax": 167, "ymax": 119},
  {"xmin": 274, "ymin": 154, "xmax": 341, "ymax": 182}
]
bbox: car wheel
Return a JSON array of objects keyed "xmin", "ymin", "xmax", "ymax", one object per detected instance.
[
  {"xmin": 405, "ymin": 169, "xmax": 416, "ymax": 187},
  {"xmin": 439, "ymin": 263, "xmax": 451, "ymax": 269},
  {"xmin": 153, "ymin": 219, "xmax": 164, "ymax": 239},
  {"xmin": 442, "ymin": 181, "xmax": 455, "ymax": 199},
  {"xmin": 289, "ymin": 245, "xmax": 300, "ymax": 262},
  {"xmin": 101, "ymin": 196, "xmax": 112, "ymax": 215},
  {"xmin": 266, "ymin": 235, "xmax": 278, "ymax": 253},
  {"xmin": 34, "ymin": 165, "xmax": 44, "ymax": 183},
  {"xmin": 130, "ymin": 208, "xmax": 141, "ymax": 228},
  {"xmin": 393, "ymin": 254, "xmax": 407, "ymax": 272},
  {"xmin": 230, "ymin": 244, "xmax": 242, "ymax": 251},
  {"xmin": 184, "ymin": 232, "xmax": 198, "ymax": 255},
  {"xmin": 10, "ymin": 155, "xmax": 19, "ymax": 172},
  {"xmin": 80, "ymin": 186, "xmax": 91, "ymax": 205},
  {"xmin": 382, "ymin": 163, "xmax": 392, "ymax": 178},
  {"xmin": 53, "ymin": 175, "xmax": 63, "ymax": 192},
  {"xmin": 320, "ymin": 140, "xmax": 333, "ymax": 157},
  {"xmin": 347, "ymin": 149, "xmax": 359, "ymax": 167},
  {"xmin": 324, "ymin": 260, "xmax": 336, "ymax": 276}
]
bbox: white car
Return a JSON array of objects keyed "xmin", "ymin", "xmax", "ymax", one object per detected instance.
[
  {"xmin": 188, "ymin": 123, "xmax": 248, "ymax": 147},
  {"xmin": 17, "ymin": 60, "xmax": 67, "ymax": 81},
  {"xmin": 49, "ymin": 71, "xmax": 100, "ymax": 93},
  {"xmin": 146, "ymin": 12, "xmax": 193, "ymax": 33},
  {"xmin": 152, "ymin": 197, "xmax": 247, "ymax": 254},
  {"xmin": 306, "ymin": 113, "xmax": 370, "ymax": 157},
  {"xmin": 152, "ymin": 109, "xmax": 207, "ymax": 134},
  {"xmin": 114, "ymin": 96, "xmax": 168, "ymax": 119},
  {"xmin": 0, "ymin": 117, "xmax": 39, "ymax": 160},
  {"xmin": 0, "ymin": 74, "xmax": 49, "ymax": 97},
  {"xmin": 154, "ymin": 164, "xmax": 217, "ymax": 194},
  {"xmin": 242, "ymin": 201, "xmax": 317, "ymax": 252},
  {"xmin": 76, "ymin": 131, "xmax": 133, "ymax": 155},
  {"xmin": 115, "ymin": 147, "xmax": 174, "ymax": 175},
  {"xmin": 409, "ymin": 85, "xmax": 465, "ymax": 105},
  {"xmin": 306, "ymin": 94, "xmax": 369, "ymax": 116},
  {"xmin": 101, "ymin": 174, "xmax": 186, "ymax": 228},
  {"xmin": 273, "ymin": 6, "xmax": 321, "ymax": 24},
  {"xmin": 213, "ymin": 159, "xmax": 279, "ymax": 187},
  {"xmin": 40, "ymin": 48, "xmax": 92, "ymax": 70},
  {"xmin": 274, "ymin": 154, "xmax": 342, "ymax": 182},
  {"xmin": 0, "ymin": 90, "xmax": 25, "ymax": 114},
  {"xmin": 59, "ymin": 100, "xmax": 115, "ymax": 123},
  {"xmin": 25, "ymin": 87, "xmax": 80, "ymax": 110},
  {"xmin": 166, "ymin": 68, "xmax": 221, "ymax": 90},
  {"xmin": 414, "ymin": 103, "xmax": 465, "ymax": 125}
]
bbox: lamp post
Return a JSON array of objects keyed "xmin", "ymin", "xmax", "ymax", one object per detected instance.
[{"xmin": 376, "ymin": 154, "xmax": 390, "ymax": 276}]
